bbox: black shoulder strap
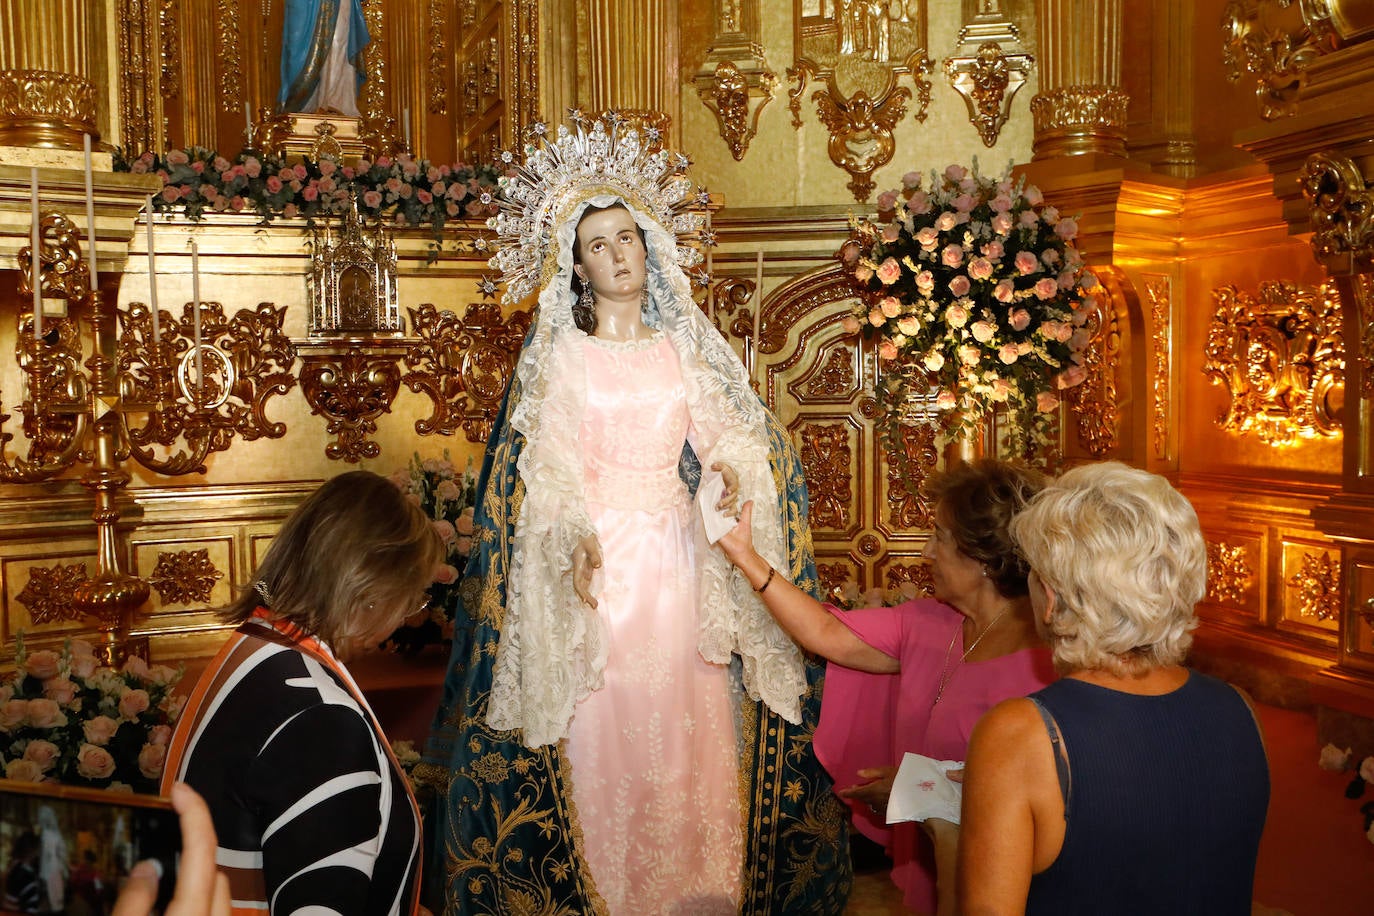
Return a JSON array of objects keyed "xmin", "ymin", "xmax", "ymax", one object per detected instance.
[{"xmin": 1028, "ymin": 694, "xmax": 1071, "ymax": 817}]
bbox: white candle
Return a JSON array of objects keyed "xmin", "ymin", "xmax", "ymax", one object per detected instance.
[
  {"xmin": 402, "ymin": 108, "xmax": 411, "ymax": 148},
  {"xmin": 753, "ymin": 251, "xmax": 764, "ymax": 344},
  {"xmin": 145, "ymin": 195, "xmax": 160, "ymax": 346},
  {"xmin": 30, "ymin": 168, "xmax": 41, "ymax": 341},
  {"xmin": 83, "ymin": 134, "xmax": 98, "ymax": 293},
  {"xmin": 190, "ymin": 240, "xmax": 203, "ymax": 393}
]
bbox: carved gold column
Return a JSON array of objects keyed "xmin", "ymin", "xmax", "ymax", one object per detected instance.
[
  {"xmin": 586, "ymin": 0, "xmax": 679, "ymax": 135},
  {"xmin": 1030, "ymin": 0, "xmax": 1128, "ymax": 160},
  {"xmin": 0, "ymin": 0, "xmax": 97, "ymax": 147}
]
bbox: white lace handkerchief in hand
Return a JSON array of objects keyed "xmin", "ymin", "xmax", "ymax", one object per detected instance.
[
  {"xmin": 885, "ymin": 752, "xmax": 964, "ymax": 825},
  {"xmin": 696, "ymin": 469, "xmax": 737, "ymax": 545}
]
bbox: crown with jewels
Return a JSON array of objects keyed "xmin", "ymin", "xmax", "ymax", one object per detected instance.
[{"xmin": 487, "ymin": 111, "xmax": 708, "ymax": 304}]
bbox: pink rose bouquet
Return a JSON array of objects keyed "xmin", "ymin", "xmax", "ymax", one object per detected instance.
[
  {"xmin": 1, "ymin": 634, "xmax": 183, "ymax": 792},
  {"xmin": 381, "ymin": 452, "xmax": 478, "ymax": 654},
  {"xmin": 840, "ymin": 162, "xmax": 1096, "ymax": 463}
]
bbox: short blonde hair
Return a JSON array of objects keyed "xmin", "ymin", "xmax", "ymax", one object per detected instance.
[
  {"xmin": 1008, "ymin": 462, "xmax": 1205, "ymax": 676},
  {"xmin": 222, "ymin": 470, "xmax": 444, "ymax": 648}
]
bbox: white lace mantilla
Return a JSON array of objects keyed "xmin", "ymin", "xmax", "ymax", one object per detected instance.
[{"xmin": 486, "ymin": 194, "xmax": 806, "ymax": 747}]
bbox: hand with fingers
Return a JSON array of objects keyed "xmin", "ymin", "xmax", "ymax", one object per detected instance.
[
  {"xmin": 711, "ymin": 462, "xmax": 741, "ymax": 517},
  {"xmin": 572, "ymin": 534, "xmax": 603, "ymax": 609},
  {"xmin": 112, "ymin": 783, "xmax": 231, "ymax": 916},
  {"xmin": 836, "ymin": 765, "xmax": 898, "ymax": 817}
]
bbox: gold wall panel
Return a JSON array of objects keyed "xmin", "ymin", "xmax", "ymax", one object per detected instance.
[
  {"xmin": 1200, "ymin": 530, "xmax": 1264, "ymax": 623},
  {"xmin": 3, "ymin": 544, "xmax": 99, "ymax": 640},
  {"xmin": 131, "ymin": 535, "xmax": 234, "ymax": 612},
  {"xmin": 1279, "ymin": 537, "xmax": 1342, "ymax": 642}
]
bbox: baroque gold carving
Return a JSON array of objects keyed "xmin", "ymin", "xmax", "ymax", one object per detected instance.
[
  {"xmin": 17, "ymin": 563, "xmax": 89, "ymax": 626},
  {"xmin": 800, "ymin": 422, "xmax": 853, "ymax": 531},
  {"xmin": 885, "ymin": 563, "xmax": 933, "ymax": 598},
  {"xmin": 886, "ymin": 421, "xmax": 937, "ymax": 530},
  {"xmin": 1205, "ymin": 281, "xmax": 1344, "ymax": 446},
  {"xmin": 1222, "ymin": 0, "xmax": 1325, "ymax": 119},
  {"xmin": 807, "ymin": 349, "xmax": 857, "ymax": 398},
  {"xmin": 1288, "ymin": 549, "xmax": 1342, "ymax": 621},
  {"xmin": 817, "ymin": 562, "xmax": 854, "ymax": 602},
  {"xmin": 696, "ymin": 57, "xmax": 778, "ymax": 161},
  {"xmin": 1029, "ymin": 84, "xmax": 1129, "ymax": 133},
  {"xmin": 1064, "ymin": 286, "xmax": 1119, "ymax": 458},
  {"xmin": 944, "ymin": 41, "xmax": 1032, "ymax": 148},
  {"xmin": 0, "ymin": 69, "xmax": 96, "ymax": 144},
  {"xmin": 427, "ymin": 0, "xmax": 449, "ymax": 115},
  {"xmin": 159, "ymin": 0, "xmax": 179, "ymax": 101},
  {"xmin": 309, "ymin": 199, "xmax": 401, "ymax": 335},
  {"xmin": 1206, "ymin": 540, "xmax": 1254, "ymax": 606},
  {"xmin": 401, "ymin": 303, "xmax": 533, "ymax": 444},
  {"xmin": 789, "ymin": 1, "xmax": 932, "ymax": 200},
  {"xmin": 1300, "ymin": 152, "xmax": 1374, "ymax": 275},
  {"xmin": 215, "ymin": 0, "xmax": 243, "ymax": 111},
  {"xmin": 1144, "ymin": 274, "xmax": 1172, "ymax": 460},
  {"xmin": 148, "ymin": 548, "xmax": 223, "ymax": 605},
  {"xmin": 300, "ymin": 348, "xmax": 403, "ymax": 462},
  {"xmin": 117, "ymin": 0, "xmax": 158, "ymax": 153}
]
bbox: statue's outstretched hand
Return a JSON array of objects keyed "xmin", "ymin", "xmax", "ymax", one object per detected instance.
[
  {"xmin": 571, "ymin": 534, "xmax": 603, "ymax": 609},
  {"xmin": 711, "ymin": 461, "xmax": 741, "ymax": 516}
]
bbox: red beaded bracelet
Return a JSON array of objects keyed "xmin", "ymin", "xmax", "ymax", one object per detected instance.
[{"xmin": 756, "ymin": 565, "xmax": 776, "ymax": 594}]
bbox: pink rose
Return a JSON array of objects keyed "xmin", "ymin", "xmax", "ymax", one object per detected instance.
[
  {"xmin": 995, "ymin": 281, "xmax": 1016, "ymax": 304},
  {"xmin": 1034, "ymin": 277, "xmax": 1059, "ymax": 300},
  {"xmin": 949, "ymin": 275, "xmax": 971, "ymax": 297},
  {"xmin": 841, "ymin": 314, "xmax": 861, "ymax": 334},
  {"xmin": 319, "ymin": 177, "xmax": 337, "ymax": 195},
  {"xmin": 1055, "ymin": 366, "xmax": 1088, "ymax": 389},
  {"xmin": 967, "ymin": 257, "xmax": 994, "ymax": 281},
  {"xmin": 983, "ymin": 240, "xmax": 1005, "ymax": 260},
  {"xmin": 876, "ymin": 258, "xmax": 902, "ymax": 285},
  {"xmin": 386, "ymin": 177, "xmax": 404, "ymax": 194},
  {"xmin": 320, "ymin": 159, "xmax": 338, "ymax": 177},
  {"xmin": 952, "ymin": 193, "xmax": 977, "ymax": 213},
  {"xmin": 1041, "ymin": 249, "xmax": 1061, "ymax": 268},
  {"xmin": 1059, "ymin": 270, "xmax": 1077, "ymax": 290},
  {"xmin": 5, "ymin": 759, "xmax": 43, "ymax": 782},
  {"xmin": 69, "ymin": 639, "xmax": 95, "ymax": 657},
  {"xmin": 138, "ymin": 743, "xmax": 168, "ymax": 780},
  {"xmin": 199, "ymin": 185, "xmax": 219, "ymax": 202},
  {"xmin": 455, "ymin": 536, "xmax": 473, "ymax": 557},
  {"xmin": 283, "ymin": 203, "xmax": 299, "ymax": 219},
  {"xmin": 25, "ymin": 650, "xmax": 61, "ymax": 680},
  {"xmin": 915, "ymin": 270, "xmax": 935, "ymax": 294},
  {"xmin": 166, "ymin": 149, "xmax": 189, "ymax": 166},
  {"xmin": 265, "ymin": 175, "xmax": 283, "ymax": 194},
  {"xmin": 1069, "ymin": 328, "xmax": 1091, "ymax": 351},
  {"xmin": 1042, "ymin": 206, "xmax": 1060, "ymax": 224},
  {"xmin": 935, "ymin": 390, "xmax": 957, "ymax": 410},
  {"xmin": 991, "ymin": 379, "xmax": 1012, "ymax": 401},
  {"xmin": 941, "ymin": 245, "xmax": 964, "ymax": 268},
  {"xmin": 149, "ymin": 724, "xmax": 173, "ymax": 746},
  {"xmin": 417, "ymin": 189, "xmax": 434, "ymax": 205},
  {"xmin": 455, "ymin": 507, "xmax": 475, "ymax": 536},
  {"xmin": 876, "ymin": 190, "xmax": 898, "ymax": 212},
  {"xmin": 76, "ymin": 744, "xmax": 117, "ymax": 780},
  {"xmin": 1037, "ymin": 391, "xmax": 1061, "ymax": 413},
  {"xmin": 877, "ymin": 339, "xmax": 899, "ymax": 361},
  {"xmin": 971, "ymin": 320, "xmax": 996, "ymax": 343},
  {"xmin": 990, "ymin": 194, "xmax": 1013, "ymax": 213},
  {"xmin": 935, "ymin": 211, "xmax": 957, "ymax": 231},
  {"xmin": 915, "ymin": 227, "xmax": 940, "ymax": 249},
  {"xmin": 901, "ymin": 171, "xmax": 923, "ymax": 189},
  {"xmin": 363, "ymin": 190, "xmax": 383, "ymax": 208},
  {"xmin": 946, "ymin": 304, "xmax": 970, "ymax": 328},
  {"xmin": 160, "ymin": 185, "xmax": 180, "ymax": 203},
  {"xmin": 434, "ymin": 563, "xmax": 460, "ymax": 585},
  {"xmin": 84, "ymin": 715, "xmax": 120, "ymax": 745},
  {"xmin": 1017, "ymin": 340, "xmax": 1034, "ymax": 355},
  {"xmin": 880, "ymin": 296, "xmax": 902, "ymax": 318},
  {"xmin": 230, "ymin": 196, "xmax": 246, "ymax": 212},
  {"xmin": 432, "ymin": 519, "xmax": 457, "ymax": 544},
  {"xmin": 1, "ymin": 699, "xmax": 28, "ymax": 730},
  {"xmin": 293, "ymin": 163, "xmax": 309, "ymax": 180},
  {"xmin": 123, "ymin": 655, "xmax": 151, "ymax": 679},
  {"xmin": 436, "ymin": 479, "xmax": 463, "ymax": 502},
  {"xmin": 897, "ymin": 316, "xmax": 920, "ymax": 336},
  {"xmin": 1025, "ymin": 185, "xmax": 1044, "ymax": 206},
  {"xmin": 303, "ymin": 185, "xmax": 320, "ymax": 202},
  {"xmin": 1009, "ymin": 308, "xmax": 1031, "ymax": 330},
  {"xmin": 23, "ymin": 739, "xmax": 60, "ymax": 772},
  {"xmin": 998, "ymin": 343, "xmax": 1020, "ymax": 365},
  {"xmin": 868, "ymin": 308, "xmax": 886, "ymax": 327},
  {"xmin": 923, "ymin": 351, "xmax": 946, "ymax": 372},
  {"xmin": 992, "ymin": 212, "xmax": 1013, "ymax": 235},
  {"xmin": 907, "ymin": 191, "xmax": 932, "ymax": 214},
  {"xmin": 42, "ymin": 677, "xmax": 78, "ymax": 706},
  {"xmin": 1015, "ymin": 251, "xmax": 1039, "ymax": 275},
  {"xmin": 944, "ymin": 164, "xmax": 968, "ymax": 182},
  {"xmin": 243, "ymin": 157, "xmax": 262, "ymax": 179},
  {"xmin": 1019, "ymin": 210, "xmax": 1039, "ymax": 228},
  {"xmin": 69, "ymin": 653, "xmax": 98, "ymax": 679},
  {"xmin": 854, "ymin": 265, "xmax": 874, "ymax": 283},
  {"xmin": 882, "ymin": 222, "xmax": 900, "ymax": 242},
  {"xmin": 840, "ymin": 241, "xmax": 862, "ymax": 265},
  {"xmin": 26, "ymin": 698, "xmax": 65, "ymax": 728},
  {"xmin": 118, "ymin": 688, "xmax": 151, "ymax": 720},
  {"xmin": 958, "ymin": 344, "xmax": 981, "ymax": 366}
]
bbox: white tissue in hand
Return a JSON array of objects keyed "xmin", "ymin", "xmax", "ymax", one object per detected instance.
[
  {"xmin": 885, "ymin": 752, "xmax": 964, "ymax": 825},
  {"xmin": 696, "ymin": 470, "xmax": 736, "ymax": 545}
]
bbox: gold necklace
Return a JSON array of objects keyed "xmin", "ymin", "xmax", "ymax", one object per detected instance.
[{"xmin": 932, "ymin": 608, "xmax": 1009, "ymax": 705}]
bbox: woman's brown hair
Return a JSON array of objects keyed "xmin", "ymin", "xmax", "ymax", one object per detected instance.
[
  {"xmin": 221, "ymin": 470, "xmax": 444, "ymax": 648},
  {"xmin": 925, "ymin": 458, "xmax": 1046, "ymax": 598}
]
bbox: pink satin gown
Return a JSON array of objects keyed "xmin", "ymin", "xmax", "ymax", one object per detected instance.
[{"xmin": 563, "ymin": 333, "xmax": 742, "ymax": 913}]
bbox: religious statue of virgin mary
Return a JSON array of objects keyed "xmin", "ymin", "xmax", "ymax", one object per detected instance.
[
  {"xmin": 417, "ymin": 114, "xmax": 852, "ymax": 913},
  {"xmin": 279, "ymin": 0, "xmax": 370, "ymax": 116}
]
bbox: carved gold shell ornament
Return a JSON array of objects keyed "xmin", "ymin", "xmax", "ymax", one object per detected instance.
[
  {"xmin": 1204, "ymin": 281, "xmax": 1344, "ymax": 447},
  {"xmin": 944, "ymin": 41, "xmax": 1032, "ymax": 148}
]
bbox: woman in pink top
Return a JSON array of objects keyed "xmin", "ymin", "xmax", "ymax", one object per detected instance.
[{"xmin": 719, "ymin": 459, "xmax": 1056, "ymax": 915}]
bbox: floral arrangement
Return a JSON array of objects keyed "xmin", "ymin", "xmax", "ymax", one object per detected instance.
[
  {"xmin": 1319, "ymin": 742, "xmax": 1374, "ymax": 843},
  {"xmin": 840, "ymin": 162, "xmax": 1096, "ymax": 463},
  {"xmin": 1, "ymin": 634, "xmax": 183, "ymax": 793},
  {"xmin": 115, "ymin": 147, "xmax": 504, "ymax": 251},
  {"xmin": 382, "ymin": 452, "xmax": 477, "ymax": 653}
]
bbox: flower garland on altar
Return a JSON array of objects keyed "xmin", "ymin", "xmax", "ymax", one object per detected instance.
[
  {"xmin": 115, "ymin": 147, "xmax": 504, "ymax": 251},
  {"xmin": 840, "ymin": 162, "xmax": 1096, "ymax": 463},
  {"xmin": 1, "ymin": 635, "xmax": 183, "ymax": 793}
]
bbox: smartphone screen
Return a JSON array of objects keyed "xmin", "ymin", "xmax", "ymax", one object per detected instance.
[{"xmin": 0, "ymin": 778, "xmax": 180, "ymax": 914}]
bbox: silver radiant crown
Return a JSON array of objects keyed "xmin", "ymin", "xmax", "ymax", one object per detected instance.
[{"xmin": 487, "ymin": 111, "xmax": 706, "ymax": 304}]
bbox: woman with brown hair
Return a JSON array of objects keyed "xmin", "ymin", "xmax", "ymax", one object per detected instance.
[
  {"xmin": 718, "ymin": 458, "xmax": 1057, "ymax": 914},
  {"xmin": 162, "ymin": 470, "xmax": 444, "ymax": 916}
]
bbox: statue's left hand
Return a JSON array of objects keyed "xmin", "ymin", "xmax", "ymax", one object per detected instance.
[{"xmin": 712, "ymin": 462, "xmax": 740, "ymax": 517}]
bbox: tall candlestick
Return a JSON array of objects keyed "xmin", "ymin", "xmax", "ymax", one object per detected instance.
[
  {"xmin": 243, "ymin": 102, "xmax": 253, "ymax": 147},
  {"xmin": 83, "ymin": 134, "xmax": 98, "ymax": 293},
  {"xmin": 402, "ymin": 108, "xmax": 410, "ymax": 148},
  {"xmin": 753, "ymin": 251, "xmax": 764, "ymax": 344},
  {"xmin": 145, "ymin": 196, "xmax": 160, "ymax": 346},
  {"xmin": 30, "ymin": 168, "xmax": 41, "ymax": 341},
  {"xmin": 190, "ymin": 241, "xmax": 203, "ymax": 394}
]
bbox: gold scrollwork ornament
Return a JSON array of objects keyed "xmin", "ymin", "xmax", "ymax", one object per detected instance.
[
  {"xmin": 944, "ymin": 42, "xmax": 1033, "ymax": 148},
  {"xmin": 1288, "ymin": 549, "xmax": 1342, "ymax": 622},
  {"xmin": 1206, "ymin": 541, "xmax": 1254, "ymax": 607},
  {"xmin": 149, "ymin": 548, "xmax": 224, "ymax": 605},
  {"xmin": 1221, "ymin": 0, "xmax": 1326, "ymax": 119},
  {"xmin": 1300, "ymin": 152, "xmax": 1374, "ymax": 275}
]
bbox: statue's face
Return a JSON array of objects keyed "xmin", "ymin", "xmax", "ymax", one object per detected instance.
[{"xmin": 573, "ymin": 206, "xmax": 647, "ymax": 305}]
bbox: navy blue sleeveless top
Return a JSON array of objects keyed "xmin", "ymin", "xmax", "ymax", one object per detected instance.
[{"xmin": 1025, "ymin": 670, "xmax": 1269, "ymax": 915}]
